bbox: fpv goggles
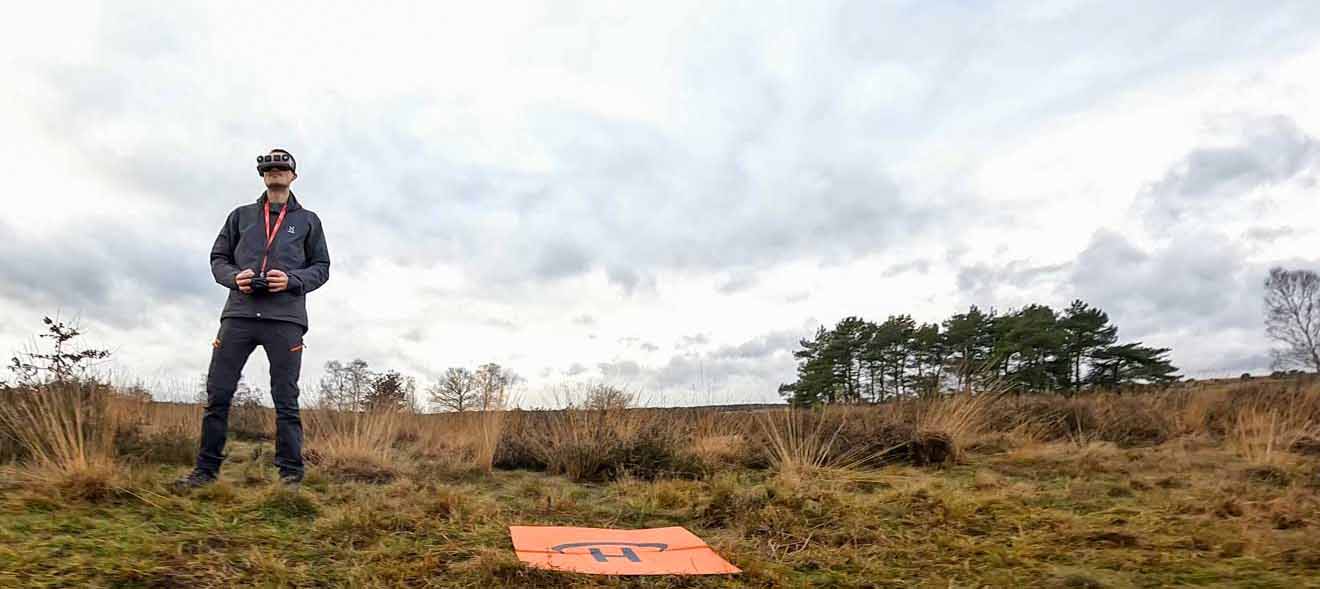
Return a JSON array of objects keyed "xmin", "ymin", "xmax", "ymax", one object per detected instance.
[{"xmin": 256, "ymin": 152, "xmax": 296, "ymax": 176}]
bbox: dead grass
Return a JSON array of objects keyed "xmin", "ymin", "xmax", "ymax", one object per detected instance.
[
  {"xmin": 1229, "ymin": 402, "xmax": 1320, "ymax": 466},
  {"xmin": 408, "ymin": 410, "xmax": 507, "ymax": 474},
  {"xmin": 0, "ymin": 382, "xmax": 117, "ymax": 477},
  {"xmin": 304, "ymin": 407, "xmax": 404, "ymax": 482},
  {"xmin": 5, "ymin": 376, "xmax": 1320, "ymax": 586}
]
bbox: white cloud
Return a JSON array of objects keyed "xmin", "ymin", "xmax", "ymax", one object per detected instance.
[{"xmin": 2, "ymin": 2, "xmax": 1319, "ymax": 404}]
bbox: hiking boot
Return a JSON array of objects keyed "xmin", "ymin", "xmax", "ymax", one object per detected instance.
[
  {"xmin": 172, "ymin": 469, "xmax": 217, "ymax": 492},
  {"xmin": 279, "ymin": 472, "xmax": 303, "ymax": 489}
]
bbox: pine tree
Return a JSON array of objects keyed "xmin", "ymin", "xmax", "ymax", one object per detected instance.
[
  {"xmin": 942, "ymin": 306, "xmax": 995, "ymax": 393},
  {"xmin": 1060, "ymin": 300, "xmax": 1118, "ymax": 393},
  {"xmin": 1086, "ymin": 343, "xmax": 1180, "ymax": 388}
]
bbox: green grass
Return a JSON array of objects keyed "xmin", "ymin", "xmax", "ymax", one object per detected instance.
[{"xmin": 2, "ymin": 438, "xmax": 1318, "ymax": 588}]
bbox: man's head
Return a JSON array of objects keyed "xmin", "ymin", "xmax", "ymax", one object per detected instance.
[{"xmin": 257, "ymin": 148, "xmax": 297, "ymax": 191}]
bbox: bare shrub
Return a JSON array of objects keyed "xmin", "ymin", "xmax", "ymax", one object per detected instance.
[
  {"xmin": 493, "ymin": 384, "xmax": 695, "ymax": 481},
  {"xmin": 1088, "ymin": 394, "xmax": 1175, "ymax": 447}
]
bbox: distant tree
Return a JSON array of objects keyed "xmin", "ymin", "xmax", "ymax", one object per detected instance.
[
  {"xmin": 992, "ymin": 305, "xmax": 1068, "ymax": 392},
  {"xmin": 473, "ymin": 363, "xmax": 519, "ymax": 410},
  {"xmin": 194, "ymin": 372, "xmax": 259, "ymax": 406},
  {"xmin": 825, "ymin": 316, "xmax": 869, "ymax": 403},
  {"xmin": 780, "ymin": 298, "xmax": 1176, "ymax": 403},
  {"xmin": 233, "ymin": 377, "xmax": 264, "ymax": 408},
  {"xmin": 365, "ymin": 370, "xmax": 415, "ymax": 412},
  {"xmin": 428, "ymin": 367, "xmax": 477, "ymax": 412},
  {"xmin": 1086, "ymin": 343, "xmax": 1180, "ymax": 388},
  {"xmin": 1060, "ymin": 300, "xmax": 1119, "ymax": 393},
  {"xmin": 942, "ymin": 306, "xmax": 996, "ymax": 393},
  {"xmin": 869, "ymin": 315, "xmax": 916, "ymax": 400},
  {"xmin": 910, "ymin": 322, "xmax": 945, "ymax": 398},
  {"xmin": 1264, "ymin": 267, "xmax": 1320, "ymax": 373},
  {"xmin": 779, "ymin": 326, "xmax": 835, "ymax": 406},
  {"xmin": 319, "ymin": 359, "xmax": 375, "ymax": 411},
  {"xmin": 582, "ymin": 383, "xmax": 634, "ymax": 411},
  {"xmin": 194, "ymin": 372, "xmax": 209, "ymax": 404}
]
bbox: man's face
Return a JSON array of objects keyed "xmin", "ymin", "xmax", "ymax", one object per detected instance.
[{"xmin": 262, "ymin": 154, "xmax": 296, "ymax": 189}]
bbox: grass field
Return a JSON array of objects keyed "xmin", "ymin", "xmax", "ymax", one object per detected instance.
[{"xmin": 2, "ymin": 379, "xmax": 1319, "ymax": 587}]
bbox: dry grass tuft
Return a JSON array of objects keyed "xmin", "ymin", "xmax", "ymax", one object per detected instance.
[
  {"xmin": 913, "ymin": 392, "xmax": 993, "ymax": 459},
  {"xmin": 305, "ymin": 408, "xmax": 404, "ymax": 482},
  {"xmin": 0, "ymin": 382, "xmax": 117, "ymax": 476},
  {"xmin": 1228, "ymin": 395, "xmax": 1320, "ymax": 465},
  {"xmin": 494, "ymin": 384, "xmax": 698, "ymax": 481}
]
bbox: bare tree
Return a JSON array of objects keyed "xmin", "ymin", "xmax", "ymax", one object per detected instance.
[
  {"xmin": 318, "ymin": 359, "xmax": 375, "ymax": 411},
  {"xmin": 1265, "ymin": 267, "xmax": 1320, "ymax": 372},
  {"xmin": 427, "ymin": 367, "xmax": 476, "ymax": 412},
  {"xmin": 473, "ymin": 363, "xmax": 519, "ymax": 411}
]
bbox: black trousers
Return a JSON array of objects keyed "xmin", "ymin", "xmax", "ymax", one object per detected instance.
[{"xmin": 196, "ymin": 317, "xmax": 306, "ymax": 477}]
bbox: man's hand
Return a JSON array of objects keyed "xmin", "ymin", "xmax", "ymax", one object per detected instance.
[
  {"xmin": 266, "ymin": 269, "xmax": 290, "ymax": 293},
  {"xmin": 235, "ymin": 269, "xmax": 255, "ymax": 293}
]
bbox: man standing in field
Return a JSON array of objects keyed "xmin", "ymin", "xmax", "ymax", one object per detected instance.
[{"xmin": 175, "ymin": 149, "xmax": 331, "ymax": 490}]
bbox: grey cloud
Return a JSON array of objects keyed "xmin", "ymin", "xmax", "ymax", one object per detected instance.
[
  {"xmin": 956, "ymin": 259, "xmax": 1069, "ymax": 302},
  {"xmin": 1138, "ymin": 115, "xmax": 1318, "ymax": 226},
  {"xmin": 15, "ymin": 1, "xmax": 1320, "ymax": 401},
  {"xmin": 708, "ymin": 329, "xmax": 803, "ymax": 361},
  {"xmin": 1069, "ymin": 229, "xmax": 1259, "ymax": 338},
  {"xmin": 1244, "ymin": 226, "xmax": 1297, "ymax": 244},
  {"xmin": 571, "ymin": 314, "xmax": 595, "ymax": 326},
  {"xmin": 717, "ymin": 271, "xmax": 758, "ymax": 294},
  {"xmin": 534, "ymin": 239, "xmax": 593, "ymax": 283},
  {"xmin": 597, "ymin": 360, "xmax": 642, "ymax": 380},
  {"xmin": 0, "ymin": 220, "xmax": 214, "ymax": 329},
  {"xmin": 883, "ymin": 259, "xmax": 931, "ymax": 277},
  {"xmin": 640, "ymin": 341, "xmax": 660, "ymax": 352},
  {"xmin": 605, "ymin": 265, "xmax": 656, "ymax": 296},
  {"xmin": 564, "ymin": 327, "xmax": 811, "ymax": 404},
  {"xmin": 565, "ymin": 362, "xmax": 588, "ymax": 376}
]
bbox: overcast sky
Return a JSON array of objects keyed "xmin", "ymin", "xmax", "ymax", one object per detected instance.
[{"xmin": 2, "ymin": 2, "xmax": 1319, "ymax": 407}]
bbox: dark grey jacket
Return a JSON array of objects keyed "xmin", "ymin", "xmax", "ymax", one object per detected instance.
[{"xmin": 210, "ymin": 191, "xmax": 330, "ymax": 330}]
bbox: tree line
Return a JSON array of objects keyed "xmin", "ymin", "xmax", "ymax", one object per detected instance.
[
  {"xmin": 315, "ymin": 359, "xmax": 519, "ymax": 413},
  {"xmin": 778, "ymin": 300, "xmax": 1180, "ymax": 405}
]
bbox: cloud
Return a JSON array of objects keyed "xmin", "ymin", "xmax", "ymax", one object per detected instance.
[
  {"xmin": 716, "ymin": 271, "xmax": 758, "ymax": 294},
  {"xmin": 1136, "ymin": 114, "xmax": 1319, "ymax": 227},
  {"xmin": 568, "ymin": 326, "xmax": 811, "ymax": 405},
  {"xmin": 4, "ymin": 2, "xmax": 1320, "ymax": 403},
  {"xmin": 0, "ymin": 220, "xmax": 214, "ymax": 329}
]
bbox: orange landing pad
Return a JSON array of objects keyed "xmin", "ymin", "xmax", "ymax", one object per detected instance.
[{"xmin": 509, "ymin": 525, "xmax": 741, "ymax": 576}]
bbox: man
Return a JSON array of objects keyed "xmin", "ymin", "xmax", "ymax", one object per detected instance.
[{"xmin": 175, "ymin": 148, "xmax": 331, "ymax": 490}]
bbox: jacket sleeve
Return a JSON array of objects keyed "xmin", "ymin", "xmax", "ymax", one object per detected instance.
[
  {"xmin": 211, "ymin": 209, "xmax": 242, "ymax": 290},
  {"xmin": 288, "ymin": 213, "xmax": 330, "ymax": 296}
]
